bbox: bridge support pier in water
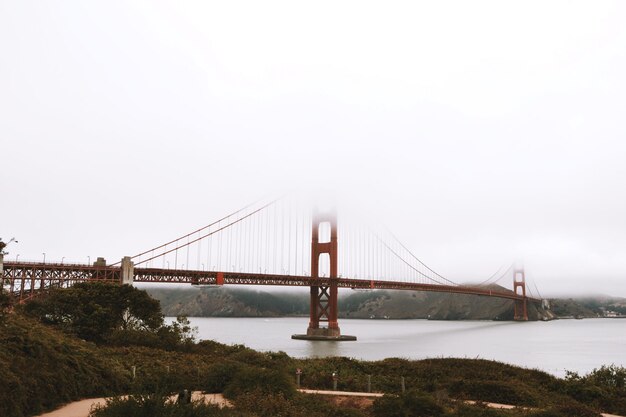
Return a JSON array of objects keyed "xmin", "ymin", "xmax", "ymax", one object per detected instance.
[{"xmin": 292, "ymin": 210, "xmax": 356, "ymax": 341}]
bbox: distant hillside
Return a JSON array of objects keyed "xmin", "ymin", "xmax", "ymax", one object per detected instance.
[
  {"xmin": 341, "ymin": 285, "xmax": 555, "ymax": 320},
  {"xmin": 549, "ymin": 296, "xmax": 626, "ymax": 318},
  {"xmin": 147, "ymin": 285, "xmax": 561, "ymax": 321},
  {"xmin": 146, "ymin": 287, "xmax": 309, "ymax": 317}
]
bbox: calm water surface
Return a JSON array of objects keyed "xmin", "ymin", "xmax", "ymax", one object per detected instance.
[{"xmin": 175, "ymin": 317, "xmax": 626, "ymax": 377}]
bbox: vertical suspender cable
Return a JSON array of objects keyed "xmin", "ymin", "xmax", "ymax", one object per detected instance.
[
  {"xmin": 273, "ymin": 204, "xmax": 277, "ymax": 274},
  {"xmin": 295, "ymin": 202, "xmax": 298, "ymax": 275},
  {"xmin": 174, "ymin": 239, "xmax": 178, "ymax": 269},
  {"xmin": 207, "ymin": 233, "xmax": 211, "ymax": 271},
  {"xmin": 257, "ymin": 210, "xmax": 261, "ymax": 272},
  {"xmin": 288, "ymin": 199, "xmax": 292, "ymax": 274},
  {"xmin": 266, "ymin": 208, "xmax": 270, "ymax": 273},
  {"xmin": 280, "ymin": 200, "xmax": 284, "ymax": 273}
]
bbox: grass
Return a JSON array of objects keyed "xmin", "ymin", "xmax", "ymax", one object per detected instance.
[{"xmin": 1, "ymin": 284, "xmax": 624, "ymax": 417}]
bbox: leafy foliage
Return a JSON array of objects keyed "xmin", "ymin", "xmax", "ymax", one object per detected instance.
[
  {"xmin": 0, "ymin": 314, "xmax": 128, "ymax": 417},
  {"xmin": 223, "ymin": 366, "xmax": 297, "ymax": 399},
  {"xmin": 584, "ymin": 364, "xmax": 626, "ymax": 389},
  {"xmin": 563, "ymin": 365, "xmax": 626, "ymax": 414},
  {"xmin": 201, "ymin": 361, "xmax": 245, "ymax": 393},
  {"xmin": 1, "ymin": 282, "xmax": 624, "ymax": 417},
  {"xmin": 528, "ymin": 403, "xmax": 602, "ymax": 417},
  {"xmin": 0, "ymin": 289, "xmax": 11, "ymax": 319},
  {"xmin": 89, "ymin": 394, "xmax": 247, "ymax": 417},
  {"xmin": 372, "ymin": 391, "xmax": 445, "ymax": 417},
  {"xmin": 23, "ymin": 282, "xmax": 164, "ymax": 343}
]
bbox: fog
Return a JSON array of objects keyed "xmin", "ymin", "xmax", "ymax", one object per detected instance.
[{"xmin": 2, "ymin": 1, "xmax": 625, "ymax": 297}]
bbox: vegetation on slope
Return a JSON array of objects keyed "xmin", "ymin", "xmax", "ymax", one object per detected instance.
[
  {"xmin": 1, "ymin": 283, "xmax": 624, "ymax": 417},
  {"xmin": 0, "ymin": 313, "xmax": 127, "ymax": 417},
  {"xmin": 148, "ymin": 287, "xmax": 560, "ymax": 320},
  {"xmin": 147, "ymin": 287, "xmax": 308, "ymax": 317}
]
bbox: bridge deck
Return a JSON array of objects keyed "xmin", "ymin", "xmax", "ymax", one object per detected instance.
[{"xmin": 1, "ymin": 262, "xmax": 534, "ymax": 302}]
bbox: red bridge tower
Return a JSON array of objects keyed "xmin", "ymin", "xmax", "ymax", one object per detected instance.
[
  {"xmin": 292, "ymin": 210, "xmax": 356, "ymax": 341},
  {"xmin": 513, "ymin": 269, "xmax": 528, "ymax": 321}
]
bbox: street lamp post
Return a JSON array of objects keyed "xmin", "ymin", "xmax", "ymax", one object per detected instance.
[
  {"xmin": 42, "ymin": 252, "xmax": 46, "ymax": 263},
  {"xmin": 61, "ymin": 256, "xmax": 65, "ymax": 264},
  {"xmin": 16, "ymin": 254, "xmax": 20, "ymax": 262},
  {"xmin": 87, "ymin": 256, "xmax": 90, "ymax": 266}
]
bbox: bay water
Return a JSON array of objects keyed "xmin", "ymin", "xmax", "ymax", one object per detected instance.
[{"xmin": 174, "ymin": 317, "xmax": 626, "ymax": 377}]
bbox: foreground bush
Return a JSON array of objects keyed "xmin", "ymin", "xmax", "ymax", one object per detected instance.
[
  {"xmin": 231, "ymin": 390, "xmax": 368, "ymax": 417},
  {"xmin": 2, "ymin": 282, "xmax": 621, "ymax": 417},
  {"xmin": 564, "ymin": 365, "xmax": 626, "ymax": 415},
  {"xmin": 89, "ymin": 394, "xmax": 246, "ymax": 417},
  {"xmin": 23, "ymin": 282, "xmax": 164, "ymax": 344},
  {"xmin": 528, "ymin": 403, "xmax": 602, "ymax": 417},
  {"xmin": 202, "ymin": 361, "xmax": 245, "ymax": 393},
  {"xmin": 0, "ymin": 315, "xmax": 128, "ymax": 417},
  {"xmin": 372, "ymin": 391, "xmax": 445, "ymax": 417},
  {"xmin": 223, "ymin": 366, "xmax": 297, "ymax": 399}
]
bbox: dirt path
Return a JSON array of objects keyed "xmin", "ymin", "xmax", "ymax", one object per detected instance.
[
  {"xmin": 36, "ymin": 398, "xmax": 108, "ymax": 417},
  {"xmin": 35, "ymin": 393, "xmax": 230, "ymax": 417},
  {"xmin": 35, "ymin": 390, "xmax": 624, "ymax": 417},
  {"xmin": 299, "ymin": 389, "xmax": 384, "ymax": 397},
  {"xmin": 301, "ymin": 390, "xmax": 623, "ymax": 417}
]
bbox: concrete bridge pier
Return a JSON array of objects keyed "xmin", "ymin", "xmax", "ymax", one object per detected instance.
[{"xmin": 121, "ymin": 256, "xmax": 134, "ymax": 285}]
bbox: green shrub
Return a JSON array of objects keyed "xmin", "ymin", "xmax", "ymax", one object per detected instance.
[
  {"xmin": 586, "ymin": 365, "xmax": 626, "ymax": 390},
  {"xmin": 0, "ymin": 315, "xmax": 128, "ymax": 417},
  {"xmin": 563, "ymin": 366, "xmax": 626, "ymax": 414},
  {"xmin": 231, "ymin": 390, "xmax": 305, "ymax": 417},
  {"xmin": 447, "ymin": 404, "xmax": 510, "ymax": 416},
  {"xmin": 529, "ymin": 403, "xmax": 602, "ymax": 417},
  {"xmin": 22, "ymin": 282, "xmax": 164, "ymax": 344},
  {"xmin": 89, "ymin": 394, "xmax": 241, "ymax": 417},
  {"xmin": 373, "ymin": 391, "xmax": 445, "ymax": 417},
  {"xmin": 448, "ymin": 379, "xmax": 536, "ymax": 406},
  {"xmin": 202, "ymin": 361, "xmax": 245, "ymax": 393},
  {"xmin": 233, "ymin": 390, "xmax": 368, "ymax": 417},
  {"xmin": 0, "ymin": 290, "xmax": 11, "ymax": 319},
  {"xmin": 223, "ymin": 367, "xmax": 297, "ymax": 400}
]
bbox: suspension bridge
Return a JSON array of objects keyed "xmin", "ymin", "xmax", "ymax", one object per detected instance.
[{"xmin": 1, "ymin": 196, "xmax": 541, "ymax": 340}]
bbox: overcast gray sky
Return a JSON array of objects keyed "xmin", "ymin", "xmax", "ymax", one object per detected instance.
[{"xmin": 2, "ymin": 1, "xmax": 625, "ymax": 297}]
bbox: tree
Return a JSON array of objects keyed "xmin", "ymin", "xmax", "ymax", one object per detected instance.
[
  {"xmin": 0, "ymin": 291, "xmax": 11, "ymax": 320},
  {"xmin": 23, "ymin": 282, "xmax": 164, "ymax": 343}
]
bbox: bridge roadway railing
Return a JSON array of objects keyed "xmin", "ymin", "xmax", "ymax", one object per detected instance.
[
  {"xmin": 1, "ymin": 262, "xmax": 536, "ymax": 303},
  {"xmin": 1, "ymin": 261, "xmax": 120, "ymax": 302},
  {"xmin": 132, "ymin": 268, "xmax": 537, "ymax": 302}
]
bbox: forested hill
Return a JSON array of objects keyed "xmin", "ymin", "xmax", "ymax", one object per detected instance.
[
  {"xmin": 146, "ymin": 287, "xmax": 309, "ymax": 317},
  {"xmin": 142, "ymin": 286, "xmax": 626, "ymax": 320}
]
